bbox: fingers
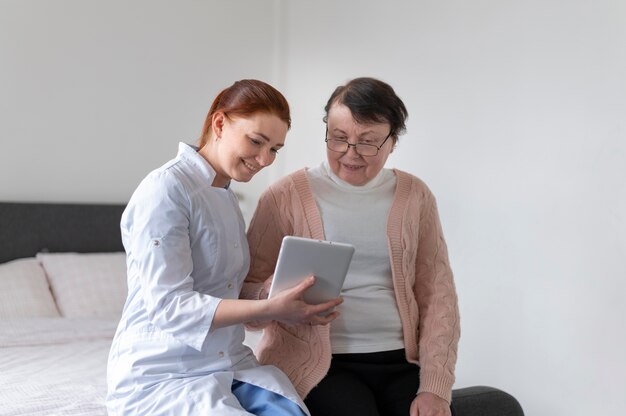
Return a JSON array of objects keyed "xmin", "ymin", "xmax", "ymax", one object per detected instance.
[
  {"xmin": 269, "ymin": 276, "xmax": 345, "ymax": 326},
  {"xmin": 305, "ymin": 297, "xmax": 343, "ymax": 325},
  {"xmin": 293, "ymin": 275, "xmax": 316, "ymax": 293},
  {"xmin": 308, "ymin": 310, "xmax": 340, "ymax": 326},
  {"xmin": 310, "ymin": 296, "xmax": 343, "ymax": 314},
  {"xmin": 273, "ymin": 275, "xmax": 316, "ymax": 301},
  {"xmin": 277, "ymin": 275, "xmax": 319, "ymax": 302}
]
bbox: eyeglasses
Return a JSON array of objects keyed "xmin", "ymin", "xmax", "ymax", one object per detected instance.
[{"xmin": 325, "ymin": 127, "xmax": 393, "ymax": 157}]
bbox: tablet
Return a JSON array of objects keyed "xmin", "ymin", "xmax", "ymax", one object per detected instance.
[{"xmin": 268, "ymin": 236, "xmax": 355, "ymax": 305}]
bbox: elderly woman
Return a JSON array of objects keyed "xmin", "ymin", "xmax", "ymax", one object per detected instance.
[{"xmin": 243, "ymin": 77, "xmax": 460, "ymax": 416}]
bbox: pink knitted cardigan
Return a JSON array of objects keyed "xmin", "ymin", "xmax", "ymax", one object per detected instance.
[{"xmin": 242, "ymin": 168, "xmax": 460, "ymax": 403}]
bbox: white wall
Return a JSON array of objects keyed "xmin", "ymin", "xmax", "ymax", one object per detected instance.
[
  {"xmin": 0, "ymin": 0, "xmax": 281, "ymax": 219},
  {"xmin": 2, "ymin": 1, "xmax": 625, "ymax": 415},
  {"xmin": 279, "ymin": 1, "xmax": 626, "ymax": 415}
]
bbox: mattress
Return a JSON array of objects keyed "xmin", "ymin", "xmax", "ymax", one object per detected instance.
[{"xmin": 0, "ymin": 318, "xmax": 117, "ymax": 416}]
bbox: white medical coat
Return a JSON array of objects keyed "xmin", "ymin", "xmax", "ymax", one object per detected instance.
[{"xmin": 106, "ymin": 143, "xmax": 308, "ymax": 415}]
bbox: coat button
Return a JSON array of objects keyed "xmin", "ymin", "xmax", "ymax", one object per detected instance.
[
  {"xmin": 218, "ymin": 351, "xmax": 224, "ymax": 358},
  {"xmin": 152, "ymin": 240, "xmax": 160, "ymax": 247}
]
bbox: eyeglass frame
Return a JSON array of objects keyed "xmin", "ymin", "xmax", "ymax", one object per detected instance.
[{"xmin": 324, "ymin": 126, "xmax": 394, "ymax": 157}]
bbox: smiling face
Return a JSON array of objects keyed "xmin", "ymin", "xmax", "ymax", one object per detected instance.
[
  {"xmin": 200, "ymin": 111, "xmax": 288, "ymax": 187},
  {"xmin": 325, "ymin": 103, "xmax": 394, "ymax": 186}
]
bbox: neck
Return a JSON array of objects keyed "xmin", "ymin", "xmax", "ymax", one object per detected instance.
[{"xmin": 197, "ymin": 143, "xmax": 230, "ymax": 188}]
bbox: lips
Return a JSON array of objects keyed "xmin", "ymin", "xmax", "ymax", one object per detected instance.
[
  {"xmin": 341, "ymin": 162, "xmax": 364, "ymax": 171},
  {"xmin": 242, "ymin": 159, "xmax": 260, "ymax": 172}
]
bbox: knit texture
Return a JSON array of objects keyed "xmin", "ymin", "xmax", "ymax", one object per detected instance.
[{"xmin": 243, "ymin": 168, "xmax": 460, "ymax": 403}]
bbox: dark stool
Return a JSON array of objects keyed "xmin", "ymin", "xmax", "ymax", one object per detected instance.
[{"xmin": 451, "ymin": 386, "xmax": 524, "ymax": 416}]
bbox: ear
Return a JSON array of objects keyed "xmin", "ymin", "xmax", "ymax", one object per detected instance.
[
  {"xmin": 389, "ymin": 138, "xmax": 396, "ymax": 154},
  {"xmin": 212, "ymin": 112, "xmax": 226, "ymax": 140}
]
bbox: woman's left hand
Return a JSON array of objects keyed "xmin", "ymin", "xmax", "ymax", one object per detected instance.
[
  {"xmin": 409, "ymin": 392, "xmax": 451, "ymax": 416},
  {"xmin": 259, "ymin": 276, "xmax": 273, "ymax": 300}
]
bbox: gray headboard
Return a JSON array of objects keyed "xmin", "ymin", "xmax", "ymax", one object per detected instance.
[{"xmin": 0, "ymin": 202, "xmax": 126, "ymax": 264}]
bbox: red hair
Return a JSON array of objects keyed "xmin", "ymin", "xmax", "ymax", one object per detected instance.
[{"xmin": 198, "ymin": 79, "xmax": 291, "ymax": 147}]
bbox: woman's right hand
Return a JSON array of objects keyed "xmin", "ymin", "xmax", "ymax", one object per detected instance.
[{"xmin": 265, "ymin": 276, "xmax": 343, "ymax": 326}]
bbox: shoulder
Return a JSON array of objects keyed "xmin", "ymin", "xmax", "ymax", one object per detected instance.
[
  {"xmin": 263, "ymin": 169, "xmax": 310, "ymax": 197},
  {"xmin": 127, "ymin": 160, "xmax": 192, "ymax": 216},
  {"xmin": 271, "ymin": 169, "xmax": 308, "ymax": 188},
  {"xmin": 255, "ymin": 169, "xmax": 315, "ymax": 215},
  {"xmin": 142, "ymin": 162, "xmax": 189, "ymax": 197},
  {"xmin": 392, "ymin": 169, "xmax": 435, "ymax": 201}
]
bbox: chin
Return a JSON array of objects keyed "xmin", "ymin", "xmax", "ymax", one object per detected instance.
[
  {"xmin": 339, "ymin": 173, "xmax": 366, "ymax": 186},
  {"xmin": 234, "ymin": 171, "xmax": 256, "ymax": 183}
]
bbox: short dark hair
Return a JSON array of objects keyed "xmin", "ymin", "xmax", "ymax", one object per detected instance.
[
  {"xmin": 199, "ymin": 79, "xmax": 291, "ymax": 147},
  {"xmin": 323, "ymin": 77, "xmax": 408, "ymax": 144}
]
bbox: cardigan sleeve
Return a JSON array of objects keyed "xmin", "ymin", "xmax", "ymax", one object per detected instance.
[
  {"xmin": 240, "ymin": 188, "xmax": 290, "ymax": 330},
  {"xmin": 242, "ymin": 171, "xmax": 315, "ymax": 302},
  {"xmin": 241, "ymin": 187, "xmax": 289, "ymax": 300},
  {"xmin": 413, "ymin": 189, "xmax": 461, "ymax": 403}
]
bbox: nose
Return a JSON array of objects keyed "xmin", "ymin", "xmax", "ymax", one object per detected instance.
[
  {"xmin": 344, "ymin": 143, "xmax": 361, "ymax": 158},
  {"xmin": 257, "ymin": 148, "xmax": 275, "ymax": 167}
]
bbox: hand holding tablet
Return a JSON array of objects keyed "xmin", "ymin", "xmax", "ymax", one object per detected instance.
[{"xmin": 268, "ymin": 236, "xmax": 355, "ymax": 305}]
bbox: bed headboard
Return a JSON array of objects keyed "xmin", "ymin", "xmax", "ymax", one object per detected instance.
[{"xmin": 0, "ymin": 202, "xmax": 126, "ymax": 264}]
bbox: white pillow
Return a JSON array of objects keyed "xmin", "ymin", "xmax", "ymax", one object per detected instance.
[
  {"xmin": 37, "ymin": 252, "xmax": 128, "ymax": 318},
  {"xmin": 0, "ymin": 258, "xmax": 60, "ymax": 319}
]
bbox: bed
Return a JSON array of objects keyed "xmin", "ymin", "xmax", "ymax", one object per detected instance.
[
  {"xmin": 0, "ymin": 202, "xmax": 125, "ymax": 416},
  {"xmin": 0, "ymin": 201, "xmax": 524, "ymax": 416}
]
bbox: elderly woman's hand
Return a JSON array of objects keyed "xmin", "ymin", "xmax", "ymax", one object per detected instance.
[
  {"xmin": 259, "ymin": 276, "xmax": 273, "ymax": 300},
  {"xmin": 410, "ymin": 392, "xmax": 451, "ymax": 416}
]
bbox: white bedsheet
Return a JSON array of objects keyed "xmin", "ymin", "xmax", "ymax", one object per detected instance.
[{"xmin": 0, "ymin": 318, "xmax": 117, "ymax": 416}]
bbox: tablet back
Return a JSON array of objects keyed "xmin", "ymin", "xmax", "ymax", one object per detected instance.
[{"xmin": 268, "ymin": 236, "xmax": 355, "ymax": 304}]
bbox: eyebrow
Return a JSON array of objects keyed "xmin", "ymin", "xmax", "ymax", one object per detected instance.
[{"xmin": 330, "ymin": 127, "xmax": 380, "ymax": 138}]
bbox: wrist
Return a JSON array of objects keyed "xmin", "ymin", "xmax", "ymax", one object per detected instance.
[{"xmin": 257, "ymin": 298, "xmax": 274, "ymax": 321}]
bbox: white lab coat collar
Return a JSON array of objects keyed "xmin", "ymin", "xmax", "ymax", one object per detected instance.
[{"xmin": 176, "ymin": 142, "xmax": 230, "ymax": 189}]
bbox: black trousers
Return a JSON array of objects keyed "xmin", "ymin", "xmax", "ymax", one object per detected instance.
[{"xmin": 304, "ymin": 349, "xmax": 422, "ymax": 416}]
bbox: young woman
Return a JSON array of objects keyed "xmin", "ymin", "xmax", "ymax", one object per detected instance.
[{"xmin": 106, "ymin": 79, "xmax": 342, "ymax": 416}]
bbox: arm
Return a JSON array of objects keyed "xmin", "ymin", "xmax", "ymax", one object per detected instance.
[
  {"xmin": 240, "ymin": 187, "xmax": 292, "ymax": 330},
  {"xmin": 413, "ymin": 190, "xmax": 460, "ymax": 404},
  {"xmin": 123, "ymin": 172, "xmax": 221, "ymax": 351},
  {"xmin": 213, "ymin": 276, "xmax": 342, "ymax": 330},
  {"xmin": 241, "ymin": 187, "xmax": 290, "ymax": 301}
]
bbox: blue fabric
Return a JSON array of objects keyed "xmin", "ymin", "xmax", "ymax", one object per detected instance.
[{"xmin": 231, "ymin": 380, "xmax": 307, "ymax": 416}]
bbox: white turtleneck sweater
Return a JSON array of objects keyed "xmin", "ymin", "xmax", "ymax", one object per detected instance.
[{"xmin": 307, "ymin": 162, "xmax": 405, "ymax": 354}]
